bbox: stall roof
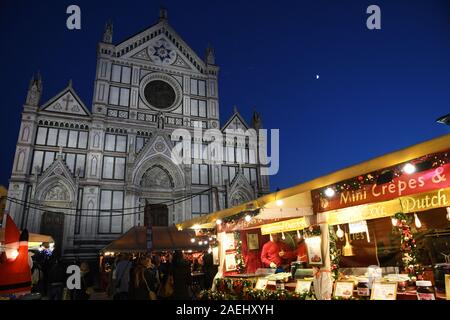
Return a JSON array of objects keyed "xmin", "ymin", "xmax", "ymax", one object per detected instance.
[
  {"xmin": 0, "ymin": 229, "xmax": 54, "ymax": 244},
  {"xmin": 176, "ymin": 133, "xmax": 450, "ymax": 230},
  {"xmin": 101, "ymin": 226, "xmax": 203, "ymax": 253}
]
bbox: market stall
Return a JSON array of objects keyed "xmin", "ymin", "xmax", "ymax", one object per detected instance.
[
  {"xmin": 181, "ymin": 134, "xmax": 450, "ymax": 300},
  {"xmin": 313, "ymin": 149, "xmax": 450, "ymax": 300}
]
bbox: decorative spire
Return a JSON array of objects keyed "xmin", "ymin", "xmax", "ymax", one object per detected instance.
[
  {"xmin": 205, "ymin": 43, "xmax": 215, "ymax": 65},
  {"xmin": 25, "ymin": 72, "xmax": 42, "ymax": 107},
  {"xmin": 103, "ymin": 20, "xmax": 113, "ymax": 43},
  {"xmin": 252, "ymin": 110, "xmax": 263, "ymax": 129},
  {"xmin": 233, "ymin": 105, "xmax": 238, "ymax": 114},
  {"xmin": 159, "ymin": 7, "xmax": 168, "ymax": 21},
  {"xmin": 68, "ymin": 79, "xmax": 73, "ymax": 88}
]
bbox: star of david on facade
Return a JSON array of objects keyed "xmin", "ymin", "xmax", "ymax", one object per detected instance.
[{"xmin": 153, "ymin": 44, "xmax": 172, "ymax": 62}]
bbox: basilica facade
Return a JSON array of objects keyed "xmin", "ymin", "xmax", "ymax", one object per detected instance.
[{"xmin": 6, "ymin": 9, "xmax": 269, "ymax": 260}]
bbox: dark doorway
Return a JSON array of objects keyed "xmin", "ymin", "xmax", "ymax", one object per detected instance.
[
  {"xmin": 40, "ymin": 211, "xmax": 65, "ymax": 257},
  {"xmin": 144, "ymin": 203, "xmax": 169, "ymax": 227}
]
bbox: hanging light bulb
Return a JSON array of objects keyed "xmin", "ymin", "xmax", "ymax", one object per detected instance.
[
  {"xmin": 414, "ymin": 213, "xmax": 422, "ymax": 229},
  {"xmin": 244, "ymin": 214, "xmax": 252, "ymax": 222},
  {"xmin": 281, "ymin": 232, "xmax": 286, "ymax": 240},
  {"xmin": 403, "ymin": 163, "xmax": 416, "ymax": 175},
  {"xmin": 391, "ymin": 217, "xmax": 398, "ymax": 227},
  {"xmin": 296, "ymin": 230, "xmax": 302, "ymax": 240},
  {"xmin": 270, "ymin": 234, "xmax": 274, "ymax": 241},
  {"xmin": 190, "ymin": 238, "xmax": 196, "ymax": 243},
  {"xmin": 216, "ymin": 219, "xmax": 222, "ymax": 225},
  {"xmin": 324, "ymin": 187, "xmax": 335, "ymax": 198},
  {"xmin": 276, "ymin": 199, "xmax": 284, "ymax": 207},
  {"xmin": 336, "ymin": 225, "xmax": 344, "ymax": 239},
  {"xmin": 446, "ymin": 207, "xmax": 450, "ymax": 221}
]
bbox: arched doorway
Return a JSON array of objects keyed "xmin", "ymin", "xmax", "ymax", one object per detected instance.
[
  {"xmin": 40, "ymin": 183, "xmax": 70, "ymax": 257},
  {"xmin": 144, "ymin": 203, "xmax": 169, "ymax": 227}
]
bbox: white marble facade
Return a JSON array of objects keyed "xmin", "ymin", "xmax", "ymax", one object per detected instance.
[{"xmin": 6, "ymin": 9, "xmax": 270, "ymax": 260}]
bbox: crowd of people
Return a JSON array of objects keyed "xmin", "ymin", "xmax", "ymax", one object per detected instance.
[
  {"xmin": 104, "ymin": 250, "xmax": 217, "ymax": 300},
  {"xmin": 26, "ymin": 249, "xmax": 216, "ymax": 300},
  {"xmin": 30, "ymin": 252, "xmax": 94, "ymax": 300}
]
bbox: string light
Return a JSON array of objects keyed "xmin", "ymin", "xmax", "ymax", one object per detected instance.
[
  {"xmin": 446, "ymin": 207, "xmax": 450, "ymax": 221},
  {"xmin": 216, "ymin": 219, "xmax": 222, "ymax": 225},
  {"xmin": 244, "ymin": 215, "xmax": 252, "ymax": 222},
  {"xmin": 276, "ymin": 199, "xmax": 284, "ymax": 207},
  {"xmin": 296, "ymin": 230, "xmax": 302, "ymax": 239},
  {"xmin": 281, "ymin": 232, "xmax": 286, "ymax": 240},
  {"xmin": 192, "ymin": 224, "xmax": 201, "ymax": 230},
  {"xmin": 190, "ymin": 238, "xmax": 196, "ymax": 243}
]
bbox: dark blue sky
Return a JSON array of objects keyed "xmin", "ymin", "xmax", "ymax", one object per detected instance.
[{"xmin": 0, "ymin": 0, "xmax": 449, "ymax": 191}]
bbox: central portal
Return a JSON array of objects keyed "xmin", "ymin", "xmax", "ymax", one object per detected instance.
[{"xmin": 144, "ymin": 203, "xmax": 169, "ymax": 227}]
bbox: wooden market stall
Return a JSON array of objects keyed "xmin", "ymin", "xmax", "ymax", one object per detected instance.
[{"xmin": 179, "ymin": 133, "xmax": 450, "ymax": 300}]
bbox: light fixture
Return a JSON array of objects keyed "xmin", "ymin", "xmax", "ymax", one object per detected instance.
[
  {"xmin": 198, "ymin": 241, "xmax": 203, "ymax": 245},
  {"xmin": 414, "ymin": 213, "xmax": 422, "ymax": 229},
  {"xmin": 204, "ymin": 240, "xmax": 209, "ymax": 244},
  {"xmin": 276, "ymin": 199, "xmax": 284, "ymax": 207},
  {"xmin": 391, "ymin": 217, "xmax": 398, "ymax": 227},
  {"xmin": 270, "ymin": 234, "xmax": 274, "ymax": 241},
  {"xmin": 336, "ymin": 225, "xmax": 344, "ymax": 239},
  {"xmin": 244, "ymin": 214, "xmax": 252, "ymax": 222},
  {"xmin": 296, "ymin": 230, "xmax": 302, "ymax": 239},
  {"xmin": 446, "ymin": 207, "xmax": 450, "ymax": 221},
  {"xmin": 216, "ymin": 219, "xmax": 222, "ymax": 225},
  {"xmin": 324, "ymin": 187, "xmax": 335, "ymax": 198},
  {"xmin": 281, "ymin": 232, "xmax": 286, "ymax": 240},
  {"xmin": 403, "ymin": 163, "xmax": 416, "ymax": 175},
  {"xmin": 209, "ymin": 237, "xmax": 213, "ymax": 241},
  {"xmin": 190, "ymin": 238, "xmax": 196, "ymax": 243},
  {"xmin": 192, "ymin": 224, "xmax": 201, "ymax": 230},
  {"xmin": 208, "ymin": 247, "xmax": 212, "ymax": 254}
]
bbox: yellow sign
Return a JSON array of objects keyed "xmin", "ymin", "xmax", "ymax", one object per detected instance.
[
  {"xmin": 320, "ymin": 188, "xmax": 450, "ymax": 225},
  {"xmin": 260, "ymin": 217, "xmax": 309, "ymax": 235}
]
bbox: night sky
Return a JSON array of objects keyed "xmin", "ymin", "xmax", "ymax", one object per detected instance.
[{"xmin": 0, "ymin": 0, "xmax": 449, "ymax": 191}]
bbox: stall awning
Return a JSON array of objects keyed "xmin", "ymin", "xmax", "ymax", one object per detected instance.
[
  {"xmin": 0, "ymin": 229, "xmax": 54, "ymax": 244},
  {"xmin": 101, "ymin": 226, "xmax": 203, "ymax": 253},
  {"xmin": 176, "ymin": 133, "xmax": 450, "ymax": 230}
]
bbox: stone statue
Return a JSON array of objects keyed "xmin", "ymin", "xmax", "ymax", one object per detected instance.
[{"xmin": 103, "ymin": 21, "xmax": 113, "ymax": 43}]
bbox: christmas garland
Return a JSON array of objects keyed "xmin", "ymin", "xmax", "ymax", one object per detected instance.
[
  {"xmin": 392, "ymin": 212, "xmax": 422, "ymax": 279},
  {"xmin": 328, "ymin": 227, "xmax": 341, "ymax": 281},
  {"xmin": 234, "ymin": 231, "xmax": 246, "ymax": 273},
  {"xmin": 201, "ymin": 287, "xmax": 315, "ymax": 300},
  {"xmin": 304, "ymin": 225, "xmax": 321, "ymax": 238}
]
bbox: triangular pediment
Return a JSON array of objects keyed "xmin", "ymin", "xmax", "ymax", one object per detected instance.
[
  {"xmin": 37, "ymin": 155, "xmax": 77, "ymax": 187},
  {"xmin": 115, "ymin": 21, "xmax": 202, "ymax": 72},
  {"xmin": 222, "ymin": 112, "xmax": 250, "ymax": 131},
  {"xmin": 134, "ymin": 130, "xmax": 177, "ymax": 164},
  {"xmin": 40, "ymin": 85, "xmax": 91, "ymax": 116}
]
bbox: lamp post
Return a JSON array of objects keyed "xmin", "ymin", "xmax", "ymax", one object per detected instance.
[{"xmin": 436, "ymin": 114, "xmax": 450, "ymax": 125}]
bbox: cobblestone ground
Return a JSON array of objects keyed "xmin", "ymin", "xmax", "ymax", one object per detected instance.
[{"xmin": 89, "ymin": 291, "xmax": 111, "ymax": 300}]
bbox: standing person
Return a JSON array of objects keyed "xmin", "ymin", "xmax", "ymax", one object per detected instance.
[
  {"xmin": 31, "ymin": 259, "xmax": 44, "ymax": 295},
  {"xmin": 172, "ymin": 250, "xmax": 192, "ymax": 300},
  {"xmin": 260, "ymin": 233, "xmax": 294, "ymax": 272},
  {"xmin": 47, "ymin": 257, "xmax": 65, "ymax": 300},
  {"xmin": 202, "ymin": 251, "xmax": 217, "ymax": 290},
  {"xmin": 113, "ymin": 254, "xmax": 131, "ymax": 300},
  {"xmin": 158, "ymin": 252, "xmax": 174, "ymax": 299},
  {"xmin": 73, "ymin": 262, "xmax": 94, "ymax": 300},
  {"xmin": 129, "ymin": 256, "xmax": 157, "ymax": 300}
]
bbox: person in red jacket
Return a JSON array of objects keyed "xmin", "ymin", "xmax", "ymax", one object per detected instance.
[{"xmin": 260, "ymin": 233, "xmax": 295, "ymax": 270}]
